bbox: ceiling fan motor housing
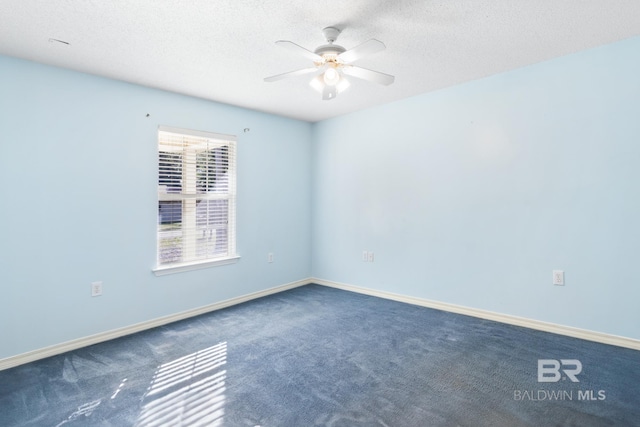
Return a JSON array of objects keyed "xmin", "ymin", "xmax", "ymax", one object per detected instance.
[
  {"xmin": 314, "ymin": 44, "xmax": 346, "ymax": 57},
  {"xmin": 315, "ymin": 27, "xmax": 346, "ymax": 58}
]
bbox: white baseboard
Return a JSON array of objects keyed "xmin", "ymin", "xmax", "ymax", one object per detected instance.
[
  {"xmin": 312, "ymin": 278, "xmax": 640, "ymax": 351},
  {"xmin": 3, "ymin": 277, "xmax": 637, "ymax": 371},
  {"xmin": 0, "ymin": 278, "xmax": 311, "ymax": 371}
]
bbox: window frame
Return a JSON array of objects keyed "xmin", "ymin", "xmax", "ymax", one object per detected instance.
[{"xmin": 153, "ymin": 126, "xmax": 239, "ymax": 276}]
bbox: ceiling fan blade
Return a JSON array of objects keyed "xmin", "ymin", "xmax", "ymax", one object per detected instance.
[
  {"xmin": 322, "ymin": 84, "xmax": 337, "ymax": 100},
  {"xmin": 264, "ymin": 67, "xmax": 317, "ymax": 82},
  {"xmin": 337, "ymin": 39, "xmax": 386, "ymax": 63},
  {"xmin": 342, "ymin": 65, "xmax": 395, "ymax": 86},
  {"xmin": 275, "ymin": 40, "xmax": 322, "ymax": 62}
]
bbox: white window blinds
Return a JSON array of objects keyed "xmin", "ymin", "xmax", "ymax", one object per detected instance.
[{"xmin": 157, "ymin": 126, "xmax": 237, "ymax": 268}]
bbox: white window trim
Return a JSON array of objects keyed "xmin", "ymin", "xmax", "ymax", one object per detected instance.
[
  {"xmin": 152, "ymin": 255, "xmax": 240, "ymax": 276},
  {"xmin": 154, "ymin": 125, "xmax": 239, "ymax": 274}
]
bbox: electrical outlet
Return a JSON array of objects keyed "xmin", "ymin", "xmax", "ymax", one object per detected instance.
[
  {"xmin": 362, "ymin": 250, "xmax": 368, "ymax": 262},
  {"xmin": 91, "ymin": 281, "xmax": 103, "ymax": 297},
  {"xmin": 367, "ymin": 251, "xmax": 375, "ymax": 262},
  {"xmin": 268, "ymin": 252, "xmax": 274, "ymax": 263},
  {"xmin": 552, "ymin": 270, "xmax": 564, "ymax": 286}
]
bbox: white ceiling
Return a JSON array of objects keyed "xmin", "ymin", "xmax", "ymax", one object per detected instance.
[{"xmin": 1, "ymin": 1, "xmax": 639, "ymax": 122}]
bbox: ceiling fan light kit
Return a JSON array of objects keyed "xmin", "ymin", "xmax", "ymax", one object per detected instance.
[
  {"xmin": 309, "ymin": 73, "xmax": 350, "ymax": 100},
  {"xmin": 323, "ymin": 67, "xmax": 340, "ymax": 85},
  {"xmin": 265, "ymin": 27, "xmax": 395, "ymax": 100}
]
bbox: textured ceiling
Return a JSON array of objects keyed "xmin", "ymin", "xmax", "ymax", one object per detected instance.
[{"xmin": 1, "ymin": 0, "xmax": 639, "ymax": 122}]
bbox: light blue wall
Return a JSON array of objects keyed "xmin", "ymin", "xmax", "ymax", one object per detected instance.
[
  {"xmin": 311, "ymin": 36, "xmax": 640, "ymax": 340},
  {"xmin": 0, "ymin": 56, "xmax": 312, "ymax": 359},
  {"xmin": 2, "ymin": 35, "xmax": 639, "ymax": 360}
]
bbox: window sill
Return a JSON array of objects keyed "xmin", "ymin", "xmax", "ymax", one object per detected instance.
[{"xmin": 152, "ymin": 255, "xmax": 240, "ymax": 276}]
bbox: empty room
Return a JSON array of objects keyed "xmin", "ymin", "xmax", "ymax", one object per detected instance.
[{"xmin": 1, "ymin": 1, "xmax": 639, "ymax": 426}]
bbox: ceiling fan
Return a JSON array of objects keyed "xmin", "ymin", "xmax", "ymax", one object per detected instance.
[{"xmin": 264, "ymin": 27, "xmax": 395, "ymax": 100}]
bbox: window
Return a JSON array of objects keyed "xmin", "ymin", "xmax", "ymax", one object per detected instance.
[{"xmin": 155, "ymin": 126, "xmax": 238, "ymax": 274}]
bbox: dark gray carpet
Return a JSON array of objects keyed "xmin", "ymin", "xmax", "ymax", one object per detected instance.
[{"xmin": 1, "ymin": 284, "xmax": 639, "ymax": 426}]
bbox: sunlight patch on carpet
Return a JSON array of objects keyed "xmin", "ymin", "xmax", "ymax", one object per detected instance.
[{"xmin": 134, "ymin": 342, "xmax": 227, "ymax": 427}]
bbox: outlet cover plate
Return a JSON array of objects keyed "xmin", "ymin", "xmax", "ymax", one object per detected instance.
[
  {"xmin": 91, "ymin": 281, "xmax": 103, "ymax": 297},
  {"xmin": 552, "ymin": 270, "xmax": 564, "ymax": 286}
]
